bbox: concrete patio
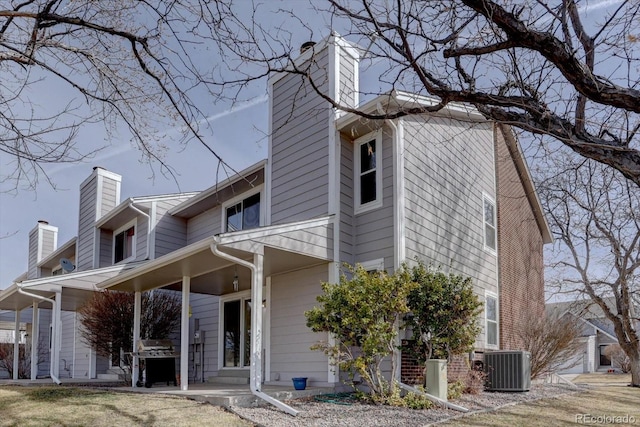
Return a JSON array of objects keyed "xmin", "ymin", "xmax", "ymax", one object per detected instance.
[{"xmin": 0, "ymin": 378, "xmax": 332, "ymax": 408}]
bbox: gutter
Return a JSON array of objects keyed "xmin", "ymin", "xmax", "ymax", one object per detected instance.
[
  {"xmin": 15, "ymin": 283, "xmax": 61, "ymax": 385},
  {"xmin": 210, "ymin": 240, "xmax": 299, "ymax": 417}
]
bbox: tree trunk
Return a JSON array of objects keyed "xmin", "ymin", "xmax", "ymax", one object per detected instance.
[{"xmin": 629, "ymin": 350, "xmax": 640, "ymax": 388}]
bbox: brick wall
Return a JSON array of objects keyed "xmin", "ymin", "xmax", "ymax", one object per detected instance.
[
  {"xmin": 400, "ymin": 340, "xmax": 481, "ymax": 385},
  {"xmin": 494, "ymin": 125, "xmax": 545, "ymax": 350}
]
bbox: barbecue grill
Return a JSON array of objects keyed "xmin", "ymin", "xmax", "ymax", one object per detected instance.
[{"xmin": 135, "ymin": 339, "xmax": 179, "ymax": 388}]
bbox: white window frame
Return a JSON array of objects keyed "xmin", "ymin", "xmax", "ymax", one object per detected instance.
[
  {"xmin": 112, "ymin": 219, "xmax": 137, "ymax": 264},
  {"xmin": 354, "ymin": 130, "xmax": 383, "ymax": 214},
  {"xmin": 220, "ymin": 186, "xmax": 264, "ymax": 233},
  {"xmin": 359, "ymin": 258, "xmax": 385, "ymax": 273},
  {"xmin": 485, "ymin": 291, "xmax": 499, "ymax": 348},
  {"xmin": 218, "ymin": 290, "xmax": 251, "ymax": 370},
  {"xmin": 482, "ymin": 193, "xmax": 497, "ymax": 254}
]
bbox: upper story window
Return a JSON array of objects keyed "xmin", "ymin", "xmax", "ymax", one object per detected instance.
[
  {"xmin": 113, "ymin": 221, "xmax": 136, "ymax": 264},
  {"xmin": 483, "ymin": 194, "xmax": 497, "ymax": 252},
  {"xmin": 225, "ymin": 193, "xmax": 261, "ymax": 232},
  {"xmin": 354, "ymin": 130, "xmax": 383, "ymax": 214},
  {"xmin": 485, "ymin": 292, "xmax": 498, "ymax": 347}
]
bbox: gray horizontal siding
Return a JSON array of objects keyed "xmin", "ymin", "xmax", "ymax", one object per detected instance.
[
  {"xmin": 59, "ymin": 311, "xmax": 74, "ymax": 379},
  {"xmin": 27, "ymin": 228, "xmax": 38, "ymax": 279},
  {"xmin": 402, "ymin": 116, "xmax": 497, "ymax": 345},
  {"xmin": 270, "ymin": 49, "xmax": 330, "ymax": 224},
  {"xmin": 136, "ymin": 215, "xmax": 148, "ymax": 260},
  {"xmin": 73, "ymin": 321, "xmax": 92, "ymax": 378},
  {"xmin": 187, "ymin": 207, "xmax": 222, "ymax": 245},
  {"xmin": 353, "ymin": 127, "xmax": 395, "ymax": 271},
  {"xmin": 77, "ymin": 176, "xmax": 97, "ymax": 271},
  {"xmin": 338, "ymin": 47, "xmax": 356, "ymax": 108},
  {"xmin": 41, "ymin": 229, "xmax": 56, "ymax": 261},
  {"xmin": 339, "ymin": 135, "xmax": 354, "ymax": 264},
  {"xmin": 154, "ymin": 199, "xmax": 188, "ymax": 258},
  {"xmin": 186, "ymin": 293, "xmax": 219, "ymax": 380},
  {"xmin": 100, "ymin": 178, "xmax": 118, "ymax": 217},
  {"xmin": 99, "ymin": 229, "xmax": 112, "ymax": 267},
  {"xmin": 269, "ymin": 264, "xmax": 328, "ymax": 384}
]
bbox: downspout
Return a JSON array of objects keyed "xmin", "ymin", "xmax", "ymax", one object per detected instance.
[
  {"xmin": 210, "ymin": 241, "xmax": 300, "ymax": 417},
  {"xmin": 384, "ymin": 113, "xmax": 403, "ymax": 383},
  {"xmin": 128, "ymin": 202, "xmax": 151, "ymax": 260},
  {"xmin": 398, "ymin": 382, "xmax": 469, "ymax": 412},
  {"xmin": 16, "ymin": 284, "xmax": 61, "ymax": 385}
]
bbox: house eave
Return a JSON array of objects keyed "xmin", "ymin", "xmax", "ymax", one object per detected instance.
[
  {"xmin": 169, "ymin": 160, "xmax": 267, "ymax": 218},
  {"xmin": 498, "ymin": 124, "xmax": 553, "ymax": 244},
  {"xmin": 38, "ymin": 237, "xmax": 77, "ymax": 270},
  {"xmin": 335, "ymin": 90, "xmax": 486, "ymax": 134}
]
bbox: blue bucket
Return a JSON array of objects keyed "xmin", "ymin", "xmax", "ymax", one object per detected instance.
[{"xmin": 292, "ymin": 377, "xmax": 308, "ymax": 390}]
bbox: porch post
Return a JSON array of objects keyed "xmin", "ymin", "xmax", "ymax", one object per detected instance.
[
  {"xmin": 13, "ymin": 309, "xmax": 20, "ymax": 380},
  {"xmin": 132, "ymin": 291, "xmax": 141, "ymax": 387},
  {"xmin": 52, "ymin": 291, "xmax": 62, "ymax": 379},
  {"xmin": 251, "ymin": 252, "xmax": 264, "ymax": 391},
  {"xmin": 180, "ymin": 276, "xmax": 190, "ymax": 391},
  {"xmin": 31, "ymin": 302, "xmax": 39, "ymax": 380}
]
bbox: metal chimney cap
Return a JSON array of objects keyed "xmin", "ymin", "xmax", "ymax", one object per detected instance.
[
  {"xmin": 300, "ymin": 41, "xmax": 316, "ymax": 54},
  {"xmin": 37, "ymin": 220, "xmax": 49, "ymax": 225}
]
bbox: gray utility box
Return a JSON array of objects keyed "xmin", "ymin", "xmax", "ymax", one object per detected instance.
[{"xmin": 484, "ymin": 350, "xmax": 531, "ymax": 392}]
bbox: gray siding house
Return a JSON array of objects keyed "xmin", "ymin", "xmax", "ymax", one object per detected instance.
[{"xmin": 0, "ymin": 34, "xmax": 551, "ymax": 409}]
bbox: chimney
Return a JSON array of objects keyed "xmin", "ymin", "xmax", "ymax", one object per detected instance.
[
  {"xmin": 76, "ymin": 167, "xmax": 122, "ymax": 271},
  {"xmin": 27, "ymin": 221, "xmax": 58, "ymax": 279},
  {"xmin": 300, "ymin": 41, "xmax": 316, "ymax": 55}
]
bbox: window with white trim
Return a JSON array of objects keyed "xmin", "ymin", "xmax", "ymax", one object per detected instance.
[
  {"xmin": 483, "ymin": 194, "xmax": 497, "ymax": 252},
  {"xmin": 359, "ymin": 258, "xmax": 385, "ymax": 273},
  {"xmin": 485, "ymin": 293, "xmax": 498, "ymax": 347},
  {"xmin": 225, "ymin": 193, "xmax": 261, "ymax": 232},
  {"xmin": 354, "ymin": 130, "xmax": 383, "ymax": 213},
  {"xmin": 113, "ymin": 220, "xmax": 136, "ymax": 264}
]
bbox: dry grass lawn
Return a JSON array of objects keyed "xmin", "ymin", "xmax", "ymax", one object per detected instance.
[
  {"xmin": 442, "ymin": 374, "xmax": 639, "ymax": 426},
  {"xmin": 0, "ymin": 386, "xmax": 253, "ymax": 427}
]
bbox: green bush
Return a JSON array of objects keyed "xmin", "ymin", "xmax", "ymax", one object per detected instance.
[
  {"xmin": 447, "ymin": 379, "xmax": 465, "ymax": 400},
  {"xmin": 306, "ymin": 263, "xmax": 417, "ymax": 402}
]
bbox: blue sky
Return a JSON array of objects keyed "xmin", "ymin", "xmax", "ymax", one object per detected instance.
[{"xmin": 0, "ymin": 97, "xmax": 268, "ymax": 287}]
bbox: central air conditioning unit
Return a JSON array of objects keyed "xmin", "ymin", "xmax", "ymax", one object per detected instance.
[{"xmin": 484, "ymin": 350, "xmax": 531, "ymax": 392}]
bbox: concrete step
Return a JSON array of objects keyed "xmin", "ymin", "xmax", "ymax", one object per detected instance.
[
  {"xmin": 194, "ymin": 387, "xmax": 328, "ymax": 408},
  {"xmin": 207, "ymin": 376, "xmax": 250, "ymax": 385},
  {"xmin": 97, "ymin": 373, "xmax": 123, "ymax": 380}
]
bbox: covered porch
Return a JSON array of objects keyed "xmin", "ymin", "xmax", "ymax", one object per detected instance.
[
  {"xmin": 0, "ymin": 263, "xmax": 144, "ymax": 382},
  {"xmin": 97, "ymin": 216, "xmax": 335, "ymax": 415}
]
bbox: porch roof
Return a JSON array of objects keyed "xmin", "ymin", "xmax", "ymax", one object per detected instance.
[
  {"xmin": 0, "ymin": 263, "xmax": 144, "ymax": 312},
  {"xmin": 97, "ymin": 216, "xmax": 334, "ymax": 295}
]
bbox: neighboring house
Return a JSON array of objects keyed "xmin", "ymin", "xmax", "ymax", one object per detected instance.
[
  {"xmin": 0, "ymin": 34, "xmax": 551, "ymax": 397},
  {"xmin": 547, "ymin": 300, "xmax": 637, "ymax": 374}
]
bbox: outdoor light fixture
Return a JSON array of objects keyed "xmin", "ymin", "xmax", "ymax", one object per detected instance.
[{"xmin": 233, "ymin": 267, "xmax": 239, "ymax": 292}]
